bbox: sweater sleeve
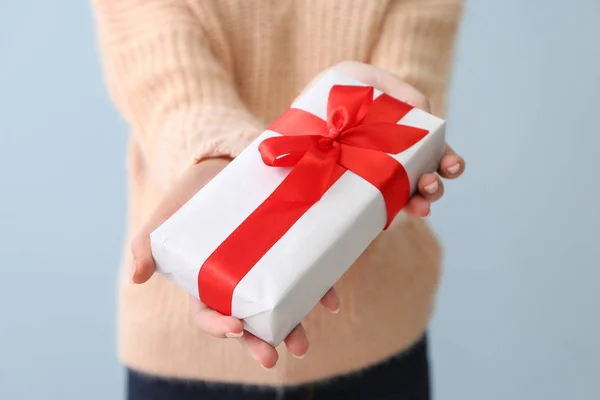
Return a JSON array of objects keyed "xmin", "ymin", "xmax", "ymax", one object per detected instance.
[
  {"xmin": 91, "ymin": 0, "xmax": 263, "ymax": 189},
  {"xmin": 369, "ymin": 0, "xmax": 463, "ymax": 117}
]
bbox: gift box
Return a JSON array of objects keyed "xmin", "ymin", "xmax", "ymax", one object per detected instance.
[{"xmin": 150, "ymin": 68, "xmax": 446, "ymax": 345}]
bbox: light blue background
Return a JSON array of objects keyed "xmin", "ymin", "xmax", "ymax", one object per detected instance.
[{"xmin": 0, "ymin": 1, "xmax": 598, "ymax": 399}]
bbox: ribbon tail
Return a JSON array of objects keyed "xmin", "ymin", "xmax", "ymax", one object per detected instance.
[{"xmin": 339, "ymin": 144, "xmax": 410, "ymax": 228}]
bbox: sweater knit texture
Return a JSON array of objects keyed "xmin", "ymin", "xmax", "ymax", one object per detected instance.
[{"xmin": 92, "ymin": 0, "xmax": 462, "ymax": 386}]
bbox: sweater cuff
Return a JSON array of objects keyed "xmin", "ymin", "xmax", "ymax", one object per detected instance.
[{"xmin": 153, "ymin": 106, "xmax": 264, "ymax": 190}]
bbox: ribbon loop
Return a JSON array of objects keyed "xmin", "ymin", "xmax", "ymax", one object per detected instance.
[
  {"xmin": 327, "ymin": 85, "xmax": 374, "ymax": 131},
  {"xmin": 258, "ymin": 135, "xmax": 321, "ymax": 167}
]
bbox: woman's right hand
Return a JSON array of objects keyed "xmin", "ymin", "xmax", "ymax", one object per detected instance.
[{"xmin": 130, "ymin": 158, "xmax": 340, "ymax": 369}]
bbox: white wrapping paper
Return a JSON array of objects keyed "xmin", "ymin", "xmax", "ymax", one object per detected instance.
[{"xmin": 150, "ymin": 69, "xmax": 446, "ymax": 345}]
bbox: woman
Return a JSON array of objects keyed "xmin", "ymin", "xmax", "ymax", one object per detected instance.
[{"xmin": 92, "ymin": 0, "xmax": 465, "ymax": 398}]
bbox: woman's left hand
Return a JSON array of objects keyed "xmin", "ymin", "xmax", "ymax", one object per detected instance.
[{"xmin": 404, "ymin": 143, "xmax": 465, "ymax": 217}]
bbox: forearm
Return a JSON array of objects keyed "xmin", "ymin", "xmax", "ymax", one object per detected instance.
[{"xmin": 91, "ymin": 0, "xmax": 263, "ymax": 189}]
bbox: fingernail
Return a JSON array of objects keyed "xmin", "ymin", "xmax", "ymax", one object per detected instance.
[
  {"xmin": 330, "ymin": 306, "xmax": 340, "ymax": 314},
  {"xmin": 447, "ymin": 163, "xmax": 460, "ymax": 174},
  {"xmin": 293, "ymin": 352, "xmax": 306, "ymax": 360},
  {"xmin": 420, "ymin": 210, "xmax": 431, "ymax": 219},
  {"xmin": 225, "ymin": 331, "xmax": 244, "ymax": 338},
  {"xmin": 424, "ymin": 181, "xmax": 438, "ymax": 194}
]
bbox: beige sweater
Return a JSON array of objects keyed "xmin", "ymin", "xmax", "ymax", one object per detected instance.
[{"xmin": 92, "ymin": 0, "xmax": 462, "ymax": 386}]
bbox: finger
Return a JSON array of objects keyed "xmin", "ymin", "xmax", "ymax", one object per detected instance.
[
  {"xmin": 333, "ymin": 61, "xmax": 430, "ymax": 112},
  {"xmin": 319, "ymin": 287, "xmax": 340, "ymax": 314},
  {"xmin": 284, "ymin": 324, "xmax": 309, "ymax": 359},
  {"xmin": 438, "ymin": 145, "xmax": 465, "ymax": 179},
  {"xmin": 404, "ymin": 195, "xmax": 431, "ymax": 218},
  {"xmin": 189, "ymin": 297, "xmax": 244, "ymax": 338},
  {"xmin": 239, "ymin": 332, "xmax": 279, "ymax": 369},
  {"xmin": 417, "ymin": 173, "xmax": 444, "ymax": 203}
]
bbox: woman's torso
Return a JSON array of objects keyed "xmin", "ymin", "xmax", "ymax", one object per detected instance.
[{"xmin": 119, "ymin": 0, "xmax": 444, "ymax": 386}]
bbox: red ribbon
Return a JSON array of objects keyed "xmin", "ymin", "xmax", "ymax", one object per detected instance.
[{"xmin": 198, "ymin": 85, "xmax": 428, "ymax": 315}]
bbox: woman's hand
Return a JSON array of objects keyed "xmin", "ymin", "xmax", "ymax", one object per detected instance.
[{"xmin": 131, "ymin": 158, "xmax": 340, "ymax": 368}]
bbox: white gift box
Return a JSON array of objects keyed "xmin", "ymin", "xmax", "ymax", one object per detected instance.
[{"xmin": 150, "ymin": 69, "xmax": 446, "ymax": 345}]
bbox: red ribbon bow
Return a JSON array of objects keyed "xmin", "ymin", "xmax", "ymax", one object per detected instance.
[{"xmin": 198, "ymin": 85, "xmax": 428, "ymax": 315}]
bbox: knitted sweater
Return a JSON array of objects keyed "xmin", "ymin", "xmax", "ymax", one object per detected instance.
[{"xmin": 92, "ymin": 0, "xmax": 462, "ymax": 386}]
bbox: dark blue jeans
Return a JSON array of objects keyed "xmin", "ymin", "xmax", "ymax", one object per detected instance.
[{"xmin": 127, "ymin": 336, "xmax": 430, "ymax": 400}]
